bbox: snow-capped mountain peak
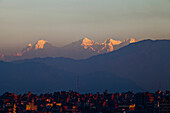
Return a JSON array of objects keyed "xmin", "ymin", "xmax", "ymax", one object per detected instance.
[
  {"xmin": 104, "ymin": 39, "xmax": 122, "ymax": 45},
  {"xmin": 81, "ymin": 38, "xmax": 96, "ymax": 49},
  {"xmin": 28, "ymin": 43, "xmax": 32, "ymax": 47},
  {"xmin": 123, "ymin": 38, "xmax": 136, "ymax": 43},
  {"xmin": 16, "ymin": 40, "xmax": 48, "ymax": 56},
  {"xmin": 102, "ymin": 39, "xmax": 122, "ymax": 52},
  {"xmin": 34, "ymin": 40, "xmax": 48, "ymax": 50},
  {"xmin": 1, "ymin": 38, "xmax": 138, "ymax": 61},
  {"xmin": 129, "ymin": 38, "xmax": 136, "ymax": 43}
]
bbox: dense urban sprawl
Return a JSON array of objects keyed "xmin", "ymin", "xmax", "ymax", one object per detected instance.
[{"xmin": 0, "ymin": 90, "xmax": 170, "ymax": 113}]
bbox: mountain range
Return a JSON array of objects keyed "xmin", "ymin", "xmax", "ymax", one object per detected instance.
[
  {"xmin": 0, "ymin": 38, "xmax": 136, "ymax": 61},
  {"xmin": 0, "ymin": 39, "xmax": 169, "ymax": 94}
]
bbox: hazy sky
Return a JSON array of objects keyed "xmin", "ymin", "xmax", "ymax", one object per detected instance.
[{"xmin": 0, "ymin": 0, "xmax": 170, "ymax": 50}]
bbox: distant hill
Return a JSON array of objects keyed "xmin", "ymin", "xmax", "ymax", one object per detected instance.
[{"xmin": 13, "ymin": 39, "xmax": 170, "ymax": 92}]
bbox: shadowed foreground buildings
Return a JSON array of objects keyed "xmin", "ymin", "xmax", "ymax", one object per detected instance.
[{"xmin": 0, "ymin": 90, "xmax": 170, "ymax": 113}]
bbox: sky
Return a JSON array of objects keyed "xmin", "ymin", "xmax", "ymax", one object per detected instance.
[{"xmin": 0, "ymin": 0, "xmax": 170, "ymax": 51}]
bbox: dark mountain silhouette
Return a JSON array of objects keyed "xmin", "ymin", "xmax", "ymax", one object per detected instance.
[
  {"xmin": 13, "ymin": 39, "xmax": 170, "ymax": 92},
  {"xmin": 80, "ymin": 71, "xmax": 143, "ymax": 93},
  {"xmin": 0, "ymin": 61, "xmax": 77, "ymax": 94},
  {"xmin": 0, "ymin": 61, "xmax": 141, "ymax": 94}
]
